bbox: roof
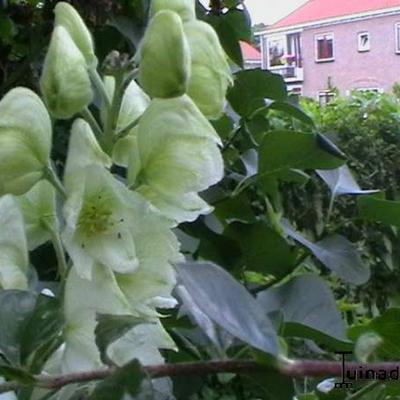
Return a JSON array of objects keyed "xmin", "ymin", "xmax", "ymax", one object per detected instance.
[
  {"xmin": 272, "ymin": 0, "xmax": 400, "ymax": 29},
  {"xmin": 240, "ymin": 41, "xmax": 261, "ymax": 61}
]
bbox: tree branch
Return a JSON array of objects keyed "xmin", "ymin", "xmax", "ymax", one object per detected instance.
[{"xmin": 2, "ymin": 359, "xmax": 400, "ymax": 394}]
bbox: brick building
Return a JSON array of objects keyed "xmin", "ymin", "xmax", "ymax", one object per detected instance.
[{"xmin": 257, "ymin": 0, "xmax": 400, "ymax": 101}]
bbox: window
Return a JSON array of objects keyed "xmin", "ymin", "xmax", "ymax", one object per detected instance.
[
  {"xmin": 318, "ymin": 91, "xmax": 336, "ymax": 106},
  {"xmin": 268, "ymin": 36, "xmax": 286, "ymax": 67},
  {"xmin": 315, "ymin": 33, "xmax": 334, "ymax": 62},
  {"xmin": 396, "ymin": 23, "xmax": 400, "ymax": 53},
  {"xmin": 358, "ymin": 32, "xmax": 370, "ymax": 52}
]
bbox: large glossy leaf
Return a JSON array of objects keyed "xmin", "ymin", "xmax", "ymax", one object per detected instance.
[
  {"xmin": 358, "ymin": 195, "xmax": 400, "ymax": 227},
  {"xmin": 258, "ymin": 131, "xmax": 345, "ymax": 179},
  {"xmin": 317, "ymin": 165, "xmax": 378, "ymax": 199},
  {"xmin": 225, "ymin": 222, "xmax": 297, "ymax": 278},
  {"xmin": 227, "ymin": 69, "xmax": 287, "ymax": 117},
  {"xmin": 282, "ymin": 221, "xmax": 370, "ymax": 285},
  {"xmin": 348, "ymin": 308, "xmax": 400, "ymax": 359},
  {"xmin": 257, "ymin": 275, "xmax": 348, "ymax": 345},
  {"xmin": 0, "ymin": 290, "xmax": 37, "ymax": 365},
  {"xmin": 176, "ymin": 262, "xmax": 279, "ymax": 356}
]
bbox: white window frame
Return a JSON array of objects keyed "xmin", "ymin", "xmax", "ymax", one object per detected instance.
[
  {"xmin": 395, "ymin": 22, "xmax": 400, "ymax": 54},
  {"xmin": 318, "ymin": 90, "xmax": 336, "ymax": 105},
  {"xmin": 266, "ymin": 35, "xmax": 287, "ymax": 69},
  {"xmin": 314, "ymin": 32, "xmax": 334, "ymax": 62},
  {"xmin": 357, "ymin": 31, "xmax": 370, "ymax": 52}
]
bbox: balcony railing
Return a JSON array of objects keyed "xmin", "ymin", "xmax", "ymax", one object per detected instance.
[{"xmin": 270, "ymin": 65, "xmax": 304, "ymax": 82}]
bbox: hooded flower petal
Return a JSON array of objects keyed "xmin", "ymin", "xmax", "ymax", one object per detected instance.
[
  {"xmin": 62, "ymin": 264, "xmax": 132, "ymax": 373},
  {"xmin": 17, "ymin": 180, "xmax": 58, "ymax": 251},
  {"xmin": 184, "ymin": 20, "xmax": 233, "ymax": 119},
  {"xmin": 129, "ymin": 95, "xmax": 223, "ymax": 223},
  {"xmin": 137, "ymin": 186, "xmax": 212, "ymax": 224},
  {"xmin": 54, "ymin": 2, "xmax": 97, "ymax": 67},
  {"xmin": 64, "ymin": 119, "xmax": 111, "ymax": 191},
  {"xmin": 40, "ymin": 26, "xmax": 93, "ymax": 119},
  {"xmin": 139, "ymin": 10, "xmax": 190, "ymax": 98},
  {"xmin": 0, "ymin": 196, "xmax": 28, "ymax": 289},
  {"xmin": 0, "ymin": 87, "xmax": 51, "ymax": 196},
  {"xmin": 149, "ymin": 0, "xmax": 196, "ymax": 22},
  {"xmin": 112, "ymin": 128, "xmax": 140, "ymax": 167}
]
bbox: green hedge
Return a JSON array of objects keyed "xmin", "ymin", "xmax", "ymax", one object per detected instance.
[{"xmin": 272, "ymin": 91, "xmax": 400, "ymax": 313}]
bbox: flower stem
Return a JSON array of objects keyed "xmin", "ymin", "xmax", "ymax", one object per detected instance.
[
  {"xmin": 81, "ymin": 107, "xmax": 103, "ymax": 138},
  {"xmin": 345, "ymin": 381, "xmax": 381, "ymax": 400},
  {"xmin": 44, "ymin": 165, "xmax": 67, "ymax": 199},
  {"xmin": 44, "ymin": 221, "xmax": 68, "ymax": 281},
  {"xmin": 89, "ymin": 68, "xmax": 111, "ymax": 109}
]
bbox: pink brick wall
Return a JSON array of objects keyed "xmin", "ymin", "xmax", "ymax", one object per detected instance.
[{"xmin": 301, "ymin": 14, "xmax": 400, "ymax": 98}]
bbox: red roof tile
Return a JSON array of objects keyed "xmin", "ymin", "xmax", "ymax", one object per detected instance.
[
  {"xmin": 272, "ymin": 0, "xmax": 400, "ymax": 29},
  {"xmin": 240, "ymin": 41, "xmax": 261, "ymax": 60}
]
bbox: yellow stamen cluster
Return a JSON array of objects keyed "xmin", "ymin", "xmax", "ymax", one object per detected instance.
[{"xmin": 78, "ymin": 195, "xmax": 112, "ymax": 235}]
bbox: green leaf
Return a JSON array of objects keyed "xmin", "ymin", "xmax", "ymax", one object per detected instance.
[
  {"xmin": 223, "ymin": 8, "xmax": 252, "ymax": 43},
  {"xmin": 358, "ymin": 195, "xmax": 400, "ymax": 227},
  {"xmin": 88, "ymin": 359, "xmax": 150, "ymax": 400},
  {"xmin": 258, "ymin": 131, "xmax": 345, "ymax": 178},
  {"xmin": 211, "ymin": 114, "xmax": 234, "ymax": 141},
  {"xmin": 282, "ymin": 221, "xmax": 370, "ymax": 285},
  {"xmin": 95, "ymin": 314, "xmax": 145, "ymax": 365},
  {"xmin": 225, "ymin": 221, "xmax": 296, "ymax": 278},
  {"xmin": 0, "ymin": 364, "xmax": 36, "ymax": 384},
  {"xmin": 176, "ymin": 261, "xmax": 279, "ymax": 356},
  {"xmin": 20, "ymin": 294, "xmax": 64, "ymax": 371},
  {"xmin": 264, "ymin": 100, "xmax": 315, "ymax": 126},
  {"xmin": 348, "ymin": 308, "xmax": 400, "ymax": 359},
  {"xmin": 0, "ymin": 290, "xmax": 37, "ymax": 365},
  {"xmin": 257, "ymin": 275, "xmax": 349, "ymax": 347},
  {"xmin": 214, "ymin": 195, "xmax": 256, "ymax": 224},
  {"xmin": 244, "ymin": 370, "xmax": 295, "ymax": 400},
  {"xmin": 227, "ymin": 69, "xmax": 287, "ymax": 117},
  {"xmin": 213, "ymin": 17, "xmax": 243, "ymax": 67},
  {"xmin": 317, "ymin": 165, "xmax": 378, "ymax": 208}
]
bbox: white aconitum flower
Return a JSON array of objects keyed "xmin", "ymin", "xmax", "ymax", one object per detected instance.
[
  {"xmin": 128, "ymin": 95, "xmax": 224, "ymax": 223},
  {"xmin": 0, "ymin": 196, "xmax": 28, "ymax": 290},
  {"xmin": 62, "ymin": 264, "xmax": 132, "ymax": 373},
  {"xmin": 17, "ymin": 180, "xmax": 58, "ymax": 251},
  {"xmin": 139, "ymin": 10, "xmax": 190, "ymax": 98},
  {"xmin": 40, "ymin": 26, "xmax": 93, "ymax": 119},
  {"xmin": 0, "ymin": 87, "xmax": 52, "ymax": 196},
  {"xmin": 62, "ymin": 165, "xmax": 180, "ymax": 280},
  {"xmin": 149, "ymin": 0, "xmax": 196, "ymax": 22},
  {"xmin": 184, "ymin": 20, "xmax": 233, "ymax": 120},
  {"xmin": 54, "ymin": 2, "xmax": 97, "ymax": 67},
  {"xmin": 63, "ymin": 264, "xmax": 178, "ymax": 373},
  {"xmin": 63, "ymin": 119, "xmax": 111, "ymax": 191}
]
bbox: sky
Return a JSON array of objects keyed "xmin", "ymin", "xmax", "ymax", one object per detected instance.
[{"xmin": 244, "ymin": 0, "xmax": 309, "ymax": 25}]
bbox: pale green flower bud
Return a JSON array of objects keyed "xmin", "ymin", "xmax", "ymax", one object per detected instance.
[
  {"xmin": 0, "ymin": 195, "xmax": 28, "ymax": 290},
  {"xmin": 150, "ymin": 0, "xmax": 196, "ymax": 22},
  {"xmin": 0, "ymin": 87, "xmax": 52, "ymax": 196},
  {"xmin": 139, "ymin": 10, "xmax": 190, "ymax": 98},
  {"xmin": 40, "ymin": 26, "xmax": 93, "ymax": 119},
  {"xmin": 184, "ymin": 20, "xmax": 233, "ymax": 119},
  {"xmin": 54, "ymin": 2, "xmax": 97, "ymax": 67},
  {"xmin": 129, "ymin": 95, "xmax": 224, "ymax": 223},
  {"xmin": 17, "ymin": 180, "xmax": 58, "ymax": 251}
]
